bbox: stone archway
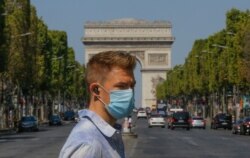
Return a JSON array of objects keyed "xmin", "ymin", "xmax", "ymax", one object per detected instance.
[{"xmin": 82, "ymin": 18, "xmax": 174, "ymax": 108}]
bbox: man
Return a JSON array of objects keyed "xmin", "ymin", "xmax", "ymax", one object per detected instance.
[{"xmin": 59, "ymin": 51, "xmax": 136, "ymax": 158}]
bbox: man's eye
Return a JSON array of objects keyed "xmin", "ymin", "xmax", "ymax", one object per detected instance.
[{"xmin": 117, "ymin": 85, "xmax": 129, "ymax": 90}]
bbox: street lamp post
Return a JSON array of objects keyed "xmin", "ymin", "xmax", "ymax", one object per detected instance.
[
  {"xmin": 52, "ymin": 55, "xmax": 64, "ymax": 115},
  {"xmin": 202, "ymin": 49, "xmax": 214, "ymax": 117},
  {"xmin": 212, "ymin": 43, "xmax": 229, "ymax": 114}
]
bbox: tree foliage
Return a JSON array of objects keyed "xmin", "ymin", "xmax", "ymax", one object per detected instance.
[
  {"xmin": 0, "ymin": 0, "xmax": 85, "ymax": 108},
  {"xmin": 160, "ymin": 8, "xmax": 250, "ymax": 103}
]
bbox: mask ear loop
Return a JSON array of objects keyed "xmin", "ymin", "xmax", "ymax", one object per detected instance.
[{"xmin": 95, "ymin": 84, "xmax": 110, "ymax": 108}]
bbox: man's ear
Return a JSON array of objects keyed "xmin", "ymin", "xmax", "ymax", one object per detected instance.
[
  {"xmin": 90, "ymin": 83, "xmax": 99, "ymax": 95},
  {"xmin": 93, "ymin": 87, "xmax": 99, "ymax": 94}
]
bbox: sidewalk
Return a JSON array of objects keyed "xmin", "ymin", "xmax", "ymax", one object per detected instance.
[{"xmin": 0, "ymin": 128, "xmax": 17, "ymax": 136}]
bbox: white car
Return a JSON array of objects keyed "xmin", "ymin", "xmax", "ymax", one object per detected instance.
[
  {"xmin": 148, "ymin": 112, "xmax": 165, "ymax": 128},
  {"xmin": 137, "ymin": 111, "xmax": 147, "ymax": 119}
]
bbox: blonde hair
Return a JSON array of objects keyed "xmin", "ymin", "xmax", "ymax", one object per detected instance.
[{"xmin": 86, "ymin": 51, "xmax": 136, "ymax": 89}]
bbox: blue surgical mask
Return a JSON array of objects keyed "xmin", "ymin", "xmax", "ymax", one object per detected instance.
[{"xmin": 98, "ymin": 86, "xmax": 135, "ymax": 119}]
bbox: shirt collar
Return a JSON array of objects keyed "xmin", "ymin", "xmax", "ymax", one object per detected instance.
[{"xmin": 78, "ymin": 109, "xmax": 116, "ymax": 137}]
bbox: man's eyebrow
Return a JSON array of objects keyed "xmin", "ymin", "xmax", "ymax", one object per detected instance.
[{"xmin": 114, "ymin": 81, "xmax": 136, "ymax": 87}]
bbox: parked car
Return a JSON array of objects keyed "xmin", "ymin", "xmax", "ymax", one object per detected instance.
[
  {"xmin": 211, "ymin": 113, "xmax": 232, "ymax": 130},
  {"xmin": 137, "ymin": 110, "xmax": 147, "ymax": 119},
  {"xmin": 49, "ymin": 114, "xmax": 62, "ymax": 126},
  {"xmin": 18, "ymin": 116, "xmax": 39, "ymax": 132},
  {"xmin": 191, "ymin": 116, "xmax": 206, "ymax": 129},
  {"xmin": 232, "ymin": 119, "xmax": 244, "ymax": 134},
  {"xmin": 239, "ymin": 117, "xmax": 250, "ymax": 135},
  {"xmin": 63, "ymin": 111, "xmax": 75, "ymax": 121},
  {"xmin": 168, "ymin": 111, "xmax": 191, "ymax": 130},
  {"xmin": 148, "ymin": 112, "xmax": 165, "ymax": 128}
]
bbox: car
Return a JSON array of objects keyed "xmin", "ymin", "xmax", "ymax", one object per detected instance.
[
  {"xmin": 211, "ymin": 113, "xmax": 232, "ymax": 130},
  {"xmin": 239, "ymin": 117, "xmax": 250, "ymax": 135},
  {"xmin": 191, "ymin": 116, "xmax": 206, "ymax": 129},
  {"xmin": 232, "ymin": 119, "xmax": 244, "ymax": 134},
  {"xmin": 137, "ymin": 110, "xmax": 147, "ymax": 119},
  {"xmin": 133, "ymin": 108, "xmax": 138, "ymax": 113},
  {"xmin": 148, "ymin": 112, "xmax": 165, "ymax": 128},
  {"xmin": 158, "ymin": 110, "xmax": 167, "ymax": 118},
  {"xmin": 49, "ymin": 114, "xmax": 62, "ymax": 126},
  {"xmin": 18, "ymin": 116, "xmax": 39, "ymax": 132},
  {"xmin": 63, "ymin": 111, "xmax": 75, "ymax": 121},
  {"xmin": 168, "ymin": 111, "xmax": 191, "ymax": 130}
]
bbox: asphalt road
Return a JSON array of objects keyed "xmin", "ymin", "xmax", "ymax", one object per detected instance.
[
  {"xmin": 126, "ymin": 117, "xmax": 250, "ymax": 158},
  {"xmin": 1, "ymin": 118, "xmax": 250, "ymax": 158},
  {"xmin": 0, "ymin": 122, "xmax": 73, "ymax": 158}
]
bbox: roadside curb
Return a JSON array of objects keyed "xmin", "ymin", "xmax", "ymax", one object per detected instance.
[{"xmin": 0, "ymin": 129, "xmax": 17, "ymax": 136}]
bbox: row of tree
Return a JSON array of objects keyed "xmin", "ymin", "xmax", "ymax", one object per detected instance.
[
  {"xmin": 157, "ymin": 9, "xmax": 250, "ymax": 107},
  {"xmin": 0, "ymin": 0, "xmax": 85, "ymax": 112}
]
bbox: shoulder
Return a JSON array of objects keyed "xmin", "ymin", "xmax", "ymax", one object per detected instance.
[
  {"xmin": 59, "ymin": 140, "xmax": 103, "ymax": 158},
  {"xmin": 69, "ymin": 118, "xmax": 100, "ymax": 143},
  {"xmin": 59, "ymin": 120, "xmax": 103, "ymax": 158}
]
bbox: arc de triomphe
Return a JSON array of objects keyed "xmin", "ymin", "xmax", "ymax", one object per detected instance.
[{"xmin": 82, "ymin": 19, "xmax": 174, "ymax": 108}]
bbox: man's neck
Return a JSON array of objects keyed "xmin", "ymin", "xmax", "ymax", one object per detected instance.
[{"xmin": 89, "ymin": 103, "xmax": 116, "ymax": 126}]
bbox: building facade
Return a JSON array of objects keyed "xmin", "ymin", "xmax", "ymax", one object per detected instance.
[{"xmin": 82, "ymin": 18, "xmax": 174, "ymax": 108}]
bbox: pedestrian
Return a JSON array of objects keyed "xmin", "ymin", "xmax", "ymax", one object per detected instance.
[
  {"xmin": 59, "ymin": 51, "xmax": 136, "ymax": 158},
  {"xmin": 128, "ymin": 116, "xmax": 132, "ymax": 130}
]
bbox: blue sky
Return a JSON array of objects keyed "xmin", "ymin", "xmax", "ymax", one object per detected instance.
[
  {"xmin": 31, "ymin": 0, "xmax": 250, "ymax": 66},
  {"xmin": 30, "ymin": 0, "xmax": 250, "ymax": 107}
]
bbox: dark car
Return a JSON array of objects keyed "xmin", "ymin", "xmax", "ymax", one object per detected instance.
[
  {"xmin": 239, "ymin": 117, "xmax": 250, "ymax": 135},
  {"xmin": 49, "ymin": 114, "xmax": 62, "ymax": 126},
  {"xmin": 211, "ymin": 113, "xmax": 232, "ymax": 130},
  {"xmin": 18, "ymin": 116, "xmax": 39, "ymax": 132},
  {"xmin": 232, "ymin": 119, "xmax": 243, "ymax": 134},
  {"xmin": 168, "ymin": 111, "xmax": 191, "ymax": 130},
  {"xmin": 63, "ymin": 111, "xmax": 75, "ymax": 121}
]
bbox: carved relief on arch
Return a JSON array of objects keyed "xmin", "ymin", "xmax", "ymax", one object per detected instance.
[
  {"xmin": 148, "ymin": 53, "xmax": 168, "ymax": 65},
  {"xmin": 128, "ymin": 51, "xmax": 145, "ymax": 65}
]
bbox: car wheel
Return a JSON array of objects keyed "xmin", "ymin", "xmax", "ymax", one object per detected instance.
[
  {"xmin": 161, "ymin": 126, "xmax": 165, "ymax": 128},
  {"xmin": 148, "ymin": 125, "xmax": 152, "ymax": 128},
  {"xmin": 186, "ymin": 127, "xmax": 190, "ymax": 131},
  {"xmin": 171, "ymin": 126, "xmax": 174, "ymax": 130}
]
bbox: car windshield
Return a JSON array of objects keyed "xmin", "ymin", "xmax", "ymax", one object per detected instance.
[
  {"xmin": 22, "ymin": 116, "xmax": 36, "ymax": 121},
  {"xmin": 244, "ymin": 117, "xmax": 250, "ymax": 122},
  {"xmin": 173, "ymin": 112, "xmax": 189, "ymax": 119},
  {"xmin": 150, "ymin": 114, "xmax": 162, "ymax": 118},
  {"xmin": 236, "ymin": 120, "xmax": 243, "ymax": 124},
  {"xmin": 193, "ymin": 117, "xmax": 203, "ymax": 120},
  {"xmin": 158, "ymin": 111, "xmax": 166, "ymax": 115},
  {"xmin": 218, "ymin": 114, "xmax": 231, "ymax": 120},
  {"xmin": 52, "ymin": 115, "xmax": 60, "ymax": 119}
]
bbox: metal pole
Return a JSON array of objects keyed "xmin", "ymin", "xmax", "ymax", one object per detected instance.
[{"xmin": 223, "ymin": 87, "xmax": 225, "ymax": 113}]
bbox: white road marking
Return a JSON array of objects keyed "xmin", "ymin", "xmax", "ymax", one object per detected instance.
[{"xmin": 182, "ymin": 137, "xmax": 198, "ymax": 146}]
